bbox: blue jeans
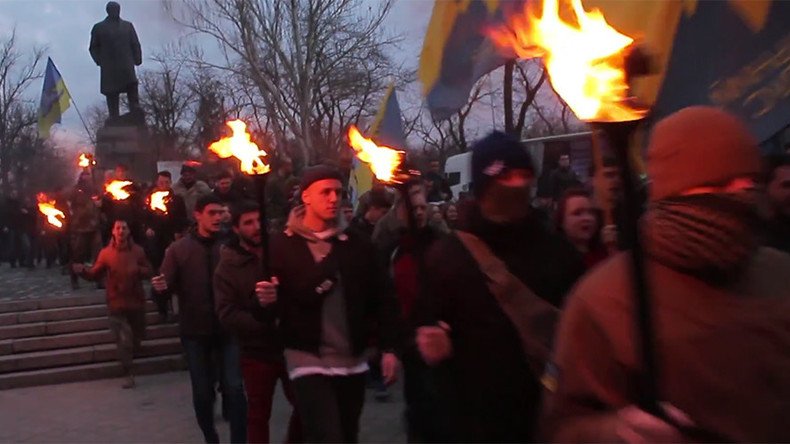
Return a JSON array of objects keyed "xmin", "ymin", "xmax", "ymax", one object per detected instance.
[{"xmin": 182, "ymin": 335, "xmax": 247, "ymax": 444}]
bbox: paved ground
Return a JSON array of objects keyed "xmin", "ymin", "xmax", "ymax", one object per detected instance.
[
  {"xmin": 0, "ymin": 371, "xmax": 406, "ymax": 443},
  {"xmin": 0, "ymin": 264, "xmax": 407, "ymax": 443},
  {"xmin": 0, "ymin": 263, "xmax": 101, "ymax": 301}
]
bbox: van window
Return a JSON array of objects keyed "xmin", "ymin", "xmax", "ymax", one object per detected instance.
[{"xmin": 446, "ymin": 171, "xmax": 461, "ymax": 187}]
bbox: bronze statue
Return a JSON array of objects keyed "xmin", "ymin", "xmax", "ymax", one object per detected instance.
[{"xmin": 89, "ymin": 1, "xmax": 142, "ymax": 120}]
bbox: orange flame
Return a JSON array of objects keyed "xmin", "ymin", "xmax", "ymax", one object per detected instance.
[
  {"xmin": 105, "ymin": 180, "xmax": 133, "ymax": 200},
  {"xmin": 209, "ymin": 120, "xmax": 270, "ymax": 175},
  {"xmin": 490, "ymin": 0, "xmax": 646, "ymax": 122},
  {"xmin": 347, "ymin": 125, "xmax": 405, "ymax": 184},
  {"xmin": 148, "ymin": 190, "xmax": 170, "ymax": 214},
  {"xmin": 36, "ymin": 193, "xmax": 65, "ymax": 229},
  {"xmin": 78, "ymin": 153, "xmax": 96, "ymax": 168}
]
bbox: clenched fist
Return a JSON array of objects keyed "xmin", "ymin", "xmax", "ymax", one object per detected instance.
[
  {"xmin": 255, "ymin": 277, "xmax": 279, "ymax": 306},
  {"xmin": 151, "ymin": 274, "xmax": 168, "ymax": 292},
  {"xmin": 416, "ymin": 321, "xmax": 453, "ymax": 366}
]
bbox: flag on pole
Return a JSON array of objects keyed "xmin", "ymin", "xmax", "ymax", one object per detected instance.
[
  {"xmin": 420, "ymin": 0, "xmax": 790, "ymax": 141},
  {"xmin": 349, "ymin": 83, "xmax": 406, "ymax": 208},
  {"xmin": 38, "ymin": 57, "xmax": 72, "ymax": 139}
]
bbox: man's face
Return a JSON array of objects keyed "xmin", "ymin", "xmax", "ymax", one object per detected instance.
[
  {"xmin": 497, "ymin": 168, "xmax": 534, "ymax": 188},
  {"xmin": 341, "ymin": 206, "xmax": 354, "ymax": 224},
  {"xmin": 399, "ymin": 190, "xmax": 428, "ymax": 228},
  {"xmin": 768, "ymin": 165, "xmax": 790, "ymax": 218},
  {"xmin": 429, "ymin": 161, "xmax": 441, "ymax": 174},
  {"xmin": 194, "ymin": 203, "xmax": 224, "ymax": 234},
  {"xmin": 156, "ymin": 175, "xmax": 172, "ymax": 190},
  {"xmin": 217, "ymin": 178, "xmax": 232, "ymax": 194},
  {"xmin": 601, "ymin": 166, "xmax": 622, "ymax": 197},
  {"xmin": 366, "ymin": 206, "xmax": 388, "ymax": 225},
  {"xmin": 302, "ymin": 179, "xmax": 342, "ymax": 222},
  {"xmin": 559, "ymin": 155, "xmax": 571, "ymax": 169},
  {"xmin": 114, "ymin": 167, "xmax": 129, "ymax": 181},
  {"xmin": 112, "ymin": 220, "xmax": 130, "ymax": 244},
  {"xmin": 181, "ymin": 170, "xmax": 196, "ymax": 185},
  {"xmin": 221, "ymin": 205, "xmax": 232, "ymax": 224},
  {"xmin": 234, "ymin": 212, "xmax": 261, "ymax": 246}
]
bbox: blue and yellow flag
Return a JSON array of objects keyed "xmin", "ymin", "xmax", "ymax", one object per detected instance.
[
  {"xmin": 349, "ymin": 83, "xmax": 406, "ymax": 207},
  {"xmin": 38, "ymin": 57, "xmax": 72, "ymax": 139},
  {"xmin": 420, "ymin": 0, "xmax": 790, "ymax": 141}
]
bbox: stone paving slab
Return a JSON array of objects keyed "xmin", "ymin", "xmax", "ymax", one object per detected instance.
[
  {"xmin": 0, "ymin": 264, "xmax": 102, "ymax": 301},
  {"xmin": 0, "ymin": 371, "xmax": 406, "ymax": 443}
]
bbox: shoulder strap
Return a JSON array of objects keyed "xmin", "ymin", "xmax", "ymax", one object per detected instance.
[{"xmin": 455, "ymin": 230, "xmax": 559, "ymax": 376}]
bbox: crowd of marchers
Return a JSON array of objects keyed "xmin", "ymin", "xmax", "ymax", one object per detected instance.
[{"xmin": 1, "ymin": 106, "xmax": 789, "ymax": 443}]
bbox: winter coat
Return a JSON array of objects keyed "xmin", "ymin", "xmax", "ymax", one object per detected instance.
[
  {"xmin": 89, "ymin": 17, "xmax": 142, "ymax": 94},
  {"xmin": 270, "ymin": 208, "xmax": 401, "ymax": 357},
  {"xmin": 68, "ymin": 185, "xmax": 101, "ymax": 234},
  {"xmin": 173, "ymin": 180, "xmax": 212, "ymax": 221},
  {"xmin": 81, "ymin": 240, "xmax": 152, "ymax": 313},
  {"xmin": 543, "ymin": 248, "xmax": 790, "ymax": 443},
  {"xmin": 414, "ymin": 203, "xmax": 585, "ymax": 442},
  {"xmin": 214, "ymin": 239, "xmax": 283, "ymax": 361},
  {"xmin": 157, "ymin": 231, "xmax": 224, "ymax": 337}
]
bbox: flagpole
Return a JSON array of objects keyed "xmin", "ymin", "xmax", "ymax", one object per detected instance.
[{"xmin": 69, "ymin": 96, "xmax": 97, "ymax": 146}]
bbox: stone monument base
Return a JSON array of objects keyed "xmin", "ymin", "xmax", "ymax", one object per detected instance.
[{"xmin": 95, "ymin": 120, "xmax": 156, "ymax": 183}]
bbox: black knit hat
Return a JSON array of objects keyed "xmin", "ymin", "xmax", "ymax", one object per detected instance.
[
  {"xmin": 300, "ymin": 165, "xmax": 344, "ymax": 191},
  {"xmin": 471, "ymin": 131, "xmax": 534, "ymax": 197}
]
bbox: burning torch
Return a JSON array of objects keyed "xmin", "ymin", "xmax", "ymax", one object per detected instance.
[
  {"xmin": 148, "ymin": 190, "xmax": 171, "ymax": 214},
  {"xmin": 347, "ymin": 125, "xmax": 422, "ymax": 236},
  {"xmin": 208, "ymin": 119, "xmax": 272, "ymax": 276},
  {"xmin": 490, "ymin": 0, "xmax": 661, "ymax": 414},
  {"xmin": 37, "ymin": 193, "xmax": 66, "ymax": 229},
  {"xmin": 105, "ymin": 180, "xmax": 134, "ymax": 201}
]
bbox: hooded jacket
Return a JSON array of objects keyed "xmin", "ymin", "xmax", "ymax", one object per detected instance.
[
  {"xmin": 270, "ymin": 206, "xmax": 400, "ymax": 358},
  {"xmin": 214, "ymin": 239, "xmax": 282, "ymax": 361}
]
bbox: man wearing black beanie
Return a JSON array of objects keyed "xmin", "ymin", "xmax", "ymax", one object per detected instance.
[
  {"xmin": 414, "ymin": 131, "xmax": 584, "ymax": 442},
  {"xmin": 260, "ymin": 165, "xmax": 402, "ymax": 442}
]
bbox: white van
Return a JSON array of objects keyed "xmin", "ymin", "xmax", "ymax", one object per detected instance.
[{"xmin": 443, "ymin": 132, "xmax": 593, "ymax": 198}]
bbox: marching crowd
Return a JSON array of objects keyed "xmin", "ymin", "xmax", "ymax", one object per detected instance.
[{"xmin": 1, "ymin": 106, "xmax": 789, "ymax": 443}]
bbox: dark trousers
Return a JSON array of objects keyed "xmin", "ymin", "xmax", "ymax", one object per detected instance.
[
  {"xmin": 240, "ymin": 357, "xmax": 301, "ymax": 444},
  {"xmin": 106, "ymin": 82, "xmax": 140, "ymax": 118},
  {"xmin": 182, "ymin": 335, "xmax": 247, "ymax": 444},
  {"xmin": 290, "ymin": 374, "xmax": 366, "ymax": 443},
  {"xmin": 70, "ymin": 231, "xmax": 100, "ymax": 284}
]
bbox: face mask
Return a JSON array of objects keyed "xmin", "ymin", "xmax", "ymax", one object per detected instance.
[{"xmin": 481, "ymin": 181, "xmax": 530, "ymax": 223}]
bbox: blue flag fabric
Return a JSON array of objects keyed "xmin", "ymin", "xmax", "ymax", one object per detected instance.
[{"xmin": 38, "ymin": 57, "xmax": 72, "ymax": 139}]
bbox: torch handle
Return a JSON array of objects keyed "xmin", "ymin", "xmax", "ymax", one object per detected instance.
[
  {"xmin": 603, "ymin": 121, "xmax": 661, "ymax": 416},
  {"xmin": 255, "ymin": 174, "xmax": 271, "ymax": 281}
]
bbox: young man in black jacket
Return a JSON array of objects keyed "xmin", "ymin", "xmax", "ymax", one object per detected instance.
[
  {"xmin": 263, "ymin": 165, "xmax": 401, "ymax": 443},
  {"xmin": 214, "ymin": 200, "xmax": 301, "ymax": 444},
  {"xmin": 152, "ymin": 194, "xmax": 246, "ymax": 444},
  {"xmin": 415, "ymin": 132, "xmax": 585, "ymax": 442}
]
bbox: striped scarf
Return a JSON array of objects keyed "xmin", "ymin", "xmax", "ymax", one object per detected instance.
[{"xmin": 642, "ymin": 193, "xmax": 759, "ymax": 281}]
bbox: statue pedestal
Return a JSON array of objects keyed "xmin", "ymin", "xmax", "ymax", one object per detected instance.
[{"xmin": 95, "ymin": 120, "xmax": 156, "ymax": 182}]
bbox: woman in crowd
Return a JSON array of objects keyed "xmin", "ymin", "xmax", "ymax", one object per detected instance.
[
  {"xmin": 555, "ymin": 188, "xmax": 610, "ymax": 270},
  {"xmin": 442, "ymin": 202, "xmax": 460, "ymax": 230}
]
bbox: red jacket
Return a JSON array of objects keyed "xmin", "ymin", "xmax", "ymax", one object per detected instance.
[{"xmin": 83, "ymin": 241, "xmax": 152, "ymax": 313}]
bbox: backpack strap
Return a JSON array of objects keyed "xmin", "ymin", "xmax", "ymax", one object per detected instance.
[{"xmin": 455, "ymin": 230, "xmax": 559, "ymax": 376}]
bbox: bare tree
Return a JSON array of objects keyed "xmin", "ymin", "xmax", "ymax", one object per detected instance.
[
  {"xmin": 0, "ymin": 29, "xmax": 44, "ymax": 194},
  {"xmin": 166, "ymin": 0, "xmax": 405, "ymax": 165},
  {"xmin": 139, "ymin": 51, "xmax": 197, "ymax": 160}
]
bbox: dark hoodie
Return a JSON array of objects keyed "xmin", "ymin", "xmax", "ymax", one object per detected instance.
[{"xmin": 214, "ymin": 239, "xmax": 282, "ymax": 361}]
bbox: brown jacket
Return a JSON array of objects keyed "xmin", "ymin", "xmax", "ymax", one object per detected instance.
[
  {"xmin": 542, "ymin": 248, "xmax": 790, "ymax": 442},
  {"xmin": 213, "ymin": 240, "xmax": 282, "ymax": 361},
  {"xmin": 82, "ymin": 241, "xmax": 152, "ymax": 313}
]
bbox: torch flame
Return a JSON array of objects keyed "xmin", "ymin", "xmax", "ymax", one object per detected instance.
[
  {"xmin": 347, "ymin": 125, "xmax": 405, "ymax": 184},
  {"xmin": 149, "ymin": 190, "xmax": 170, "ymax": 214},
  {"xmin": 105, "ymin": 180, "xmax": 134, "ymax": 200},
  {"xmin": 78, "ymin": 153, "xmax": 95, "ymax": 168},
  {"xmin": 36, "ymin": 193, "xmax": 65, "ymax": 229},
  {"xmin": 490, "ymin": 0, "xmax": 646, "ymax": 122},
  {"xmin": 209, "ymin": 120, "xmax": 270, "ymax": 175}
]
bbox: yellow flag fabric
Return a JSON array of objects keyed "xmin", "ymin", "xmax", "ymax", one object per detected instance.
[{"xmin": 38, "ymin": 57, "xmax": 72, "ymax": 139}]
